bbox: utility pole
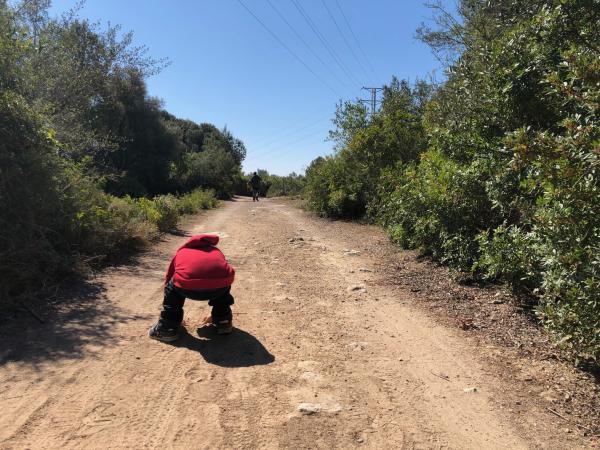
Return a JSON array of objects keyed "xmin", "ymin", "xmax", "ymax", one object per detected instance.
[{"xmin": 361, "ymin": 86, "xmax": 383, "ymax": 116}]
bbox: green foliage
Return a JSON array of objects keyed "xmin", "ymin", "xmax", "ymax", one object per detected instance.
[
  {"xmin": 305, "ymin": 0, "xmax": 600, "ymax": 361},
  {"xmin": 0, "ymin": 2, "xmax": 228, "ymax": 305},
  {"xmin": 378, "ymin": 150, "xmax": 495, "ymax": 269},
  {"xmin": 305, "ymin": 78, "xmax": 431, "ymax": 219},
  {"xmin": 176, "ymin": 189, "xmax": 218, "ymax": 214},
  {"xmin": 393, "ymin": 0, "xmax": 600, "ymax": 360},
  {"xmin": 171, "ymin": 148, "xmax": 239, "ymax": 199},
  {"xmin": 476, "ymin": 225, "xmax": 543, "ymax": 292},
  {"xmin": 304, "ymin": 154, "xmax": 367, "ymax": 218},
  {"xmin": 236, "ymin": 170, "xmax": 305, "ymax": 198}
]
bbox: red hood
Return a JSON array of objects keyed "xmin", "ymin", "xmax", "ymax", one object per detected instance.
[{"xmin": 180, "ymin": 234, "xmax": 219, "ymax": 249}]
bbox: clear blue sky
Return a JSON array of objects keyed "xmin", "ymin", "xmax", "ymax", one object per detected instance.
[{"xmin": 49, "ymin": 0, "xmax": 446, "ymax": 175}]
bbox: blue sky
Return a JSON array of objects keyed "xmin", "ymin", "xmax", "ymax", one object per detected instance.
[{"xmin": 49, "ymin": 0, "xmax": 446, "ymax": 175}]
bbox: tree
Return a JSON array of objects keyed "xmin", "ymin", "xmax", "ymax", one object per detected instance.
[{"xmin": 327, "ymin": 100, "xmax": 369, "ymax": 151}]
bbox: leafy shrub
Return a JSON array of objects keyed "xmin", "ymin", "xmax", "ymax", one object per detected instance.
[
  {"xmin": 147, "ymin": 195, "xmax": 180, "ymax": 232},
  {"xmin": 304, "ymin": 154, "xmax": 366, "ymax": 218},
  {"xmin": 378, "ymin": 150, "xmax": 497, "ymax": 270},
  {"xmin": 304, "ymin": 0, "xmax": 600, "ymax": 362},
  {"xmin": 476, "ymin": 225, "xmax": 543, "ymax": 293},
  {"xmin": 304, "ymin": 78, "xmax": 429, "ymax": 220},
  {"xmin": 176, "ymin": 189, "xmax": 218, "ymax": 214},
  {"xmin": 0, "ymin": 2, "xmax": 226, "ymax": 308},
  {"xmin": 385, "ymin": 1, "xmax": 600, "ymax": 361}
]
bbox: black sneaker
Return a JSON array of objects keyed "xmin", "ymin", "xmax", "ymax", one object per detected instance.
[
  {"xmin": 216, "ymin": 319, "xmax": 233, "ymax": 335},
  {"xmin": 148, "ymin": 322, "xmax": 180, "ymax": 342}
]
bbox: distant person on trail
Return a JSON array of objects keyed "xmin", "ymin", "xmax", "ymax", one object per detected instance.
[
  {"xmin": 250, "ymin": 172, "xmax": 262, "ymax": 202},
  {"xmin": 148, "ymin": 234, "xmax": 235, "ymax": 342}
]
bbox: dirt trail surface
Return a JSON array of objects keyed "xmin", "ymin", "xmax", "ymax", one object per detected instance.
[{"xmin": 0, "ymin": 198, "xmax": 596, "ymax": 449}]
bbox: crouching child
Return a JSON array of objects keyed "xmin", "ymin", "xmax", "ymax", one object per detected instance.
[{"xmin": 149, "ymin": 234, "xmax": 235, "ymax": 342}]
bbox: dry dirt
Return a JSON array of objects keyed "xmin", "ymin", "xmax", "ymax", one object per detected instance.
[{"xmin": 0, "ymin": 197, "xmax": 598, "ymax": 449}]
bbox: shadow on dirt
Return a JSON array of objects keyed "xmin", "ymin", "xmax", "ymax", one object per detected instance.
[
  {"xmin": 168, "ymin": 326, "xmax": 275, "ymax": 368},
  {"xmin": 0, "ymin": 280, "xmax": 149, "ymax": 367}
]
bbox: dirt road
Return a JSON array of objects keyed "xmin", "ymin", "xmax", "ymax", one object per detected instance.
[{"xmin": 0, "ymin": 198, "xmax": 593, "ymax": 449}]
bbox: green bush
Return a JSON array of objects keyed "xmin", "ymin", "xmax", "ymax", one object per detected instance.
[
  {"xmin": 176, "ymin": 189, "xmax": 218, "ymax": 214},
  {"xmin": 378, "ymin": 150, "xmax": 497, "ymax": 270},
  {"xmin": 304, "ymin": 2, "xmax": 600, "ymax": 361},
  {"xmin": 476, "ymin": 225, "xmax": 543, "ymax": 293},
  {"xmin": 0, "ymin": 2, "xmax": 227, "ymax": 308},
  {"xmin": 304, "ymin": 154, "xmax": 367, "ymax": 218},
  {"xmin": 147, "ymin": 195, "xmax": 180, "ymax": 232},
  {"xmin": 384, "ymin": 2, "xmax": 600, "ymax": 361},
  {"xmin": 304, "ymin": 78, "xmax": 429, "ymax": 220}
]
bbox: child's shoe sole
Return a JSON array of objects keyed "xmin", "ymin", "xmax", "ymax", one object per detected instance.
[{"xmin": 148, "ymin": 324, "xmax": 180, "ymax": 342}]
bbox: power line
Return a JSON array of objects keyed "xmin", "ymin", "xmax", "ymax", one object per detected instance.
[
  {"xmin": 236, "ymin": 0, "xmax": 342, "ymax": 98},
  {"xmin": 265, "ymin": 0, "xmax": 354, "ymax": 95},
  {"xmin": 245, "ymin": 114, "xmax": 328, "ymax": 148},
  {"xmin": 291, "ymin": 0, "xmax": 361, "ymax": 89},
  {"xmin": 290, "ymin": 0, "xmax": 362, "ymax": 90},
  {"xmin": 320, "ymin": 0, "xmax": 370, "ymax": 83},
  {"xmin": 249, "ymin": 138, "xmax": 330, "ymax": 168},
  {"xmin": 244, "ymin": 125, "xmax": 330, "ymax": 163},
  {"xmin": 333, "ymin": 0, "xmax": 377, "ymax": 78},
  {"xmin": 246, "ymin": 115, "xmax": 329, "ymax": 152}
]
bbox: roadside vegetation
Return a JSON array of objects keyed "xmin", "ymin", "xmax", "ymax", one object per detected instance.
[
  {"xmin": 0, "ymin": 2, "xmax": 244, "ymax": 305},
  {"xmin": 239, "ymin": 170, "xmax": 306, "ymax": 198},
  {"xmin": 304, "ymin": 0, "xmax": 600, "ymax": 363}
]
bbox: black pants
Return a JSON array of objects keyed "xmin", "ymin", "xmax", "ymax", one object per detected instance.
[{"xmin": 159, "ymin": 279, "xmax": 234, "ymax": 328}]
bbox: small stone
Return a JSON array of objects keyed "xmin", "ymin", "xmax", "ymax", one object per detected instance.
[
  {"xmin": 298, "ymin": 403, "xmax": 320, "ymax": 415},
  {"xmin": 347, "ymin": 285, "xmax": 367, "ymax": 293},
  {"xmin": 297, "ymin": 402, "xmax": 341, "ymax": 415}
]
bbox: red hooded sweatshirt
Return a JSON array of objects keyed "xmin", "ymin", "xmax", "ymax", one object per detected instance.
[{"xmin": 165, "ymin": 234, "xmax": 235, "ymax": 291}]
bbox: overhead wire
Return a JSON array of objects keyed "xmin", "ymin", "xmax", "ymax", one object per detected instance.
[
  {"xmin": 245, "ymin": 114, "xmax": 327, "ymax": 148},
  {"xmin": 290, "ymin": 0, "xmax": 362, "ymax": 90},
  {"xmin": 236, "ymin": 0, "xmax": 343, "ymax": 98},
  {"xmin": 320, "ymin": 0, "xmax": 370, "ymax": 82},
  {"xmin": 245, "ymin": 115, "xmax": 330, "ymax": 151},
  {"xmin": 333, "ymin": 0, "xmax": 377, "ymax": 79},
  {"xmin": 265, "ymin": 0, "xmax": 354, "ymax": 95},
  {"xmin": 244, "ymin": 125, "xmax": 330, "ymax": 164}
]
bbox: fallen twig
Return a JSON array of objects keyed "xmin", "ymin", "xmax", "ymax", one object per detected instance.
[
  {"xmin": 547, "ymin": 408, "xmax": 599, "ymax": 436},
  {"xmin": 17, "ymin": 300, "xmax": 45, "ymax": 324},
  {"xmin": 430, "ymin": 371, "xmax": 450, "ymax": 381},
  {"xmin": 547, "ymin": 407, "xmax": 569, "ymax": 422}
]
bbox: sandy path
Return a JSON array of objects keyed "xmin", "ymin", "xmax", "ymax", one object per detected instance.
[{"xmin": 0, "ymin": 197, "xmax": 589, "ymax": 449}]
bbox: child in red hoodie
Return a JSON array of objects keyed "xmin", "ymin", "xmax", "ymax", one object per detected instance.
[{"xmin": 148, "ymin": 234, "xmax": 235, "ymax": 342}]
